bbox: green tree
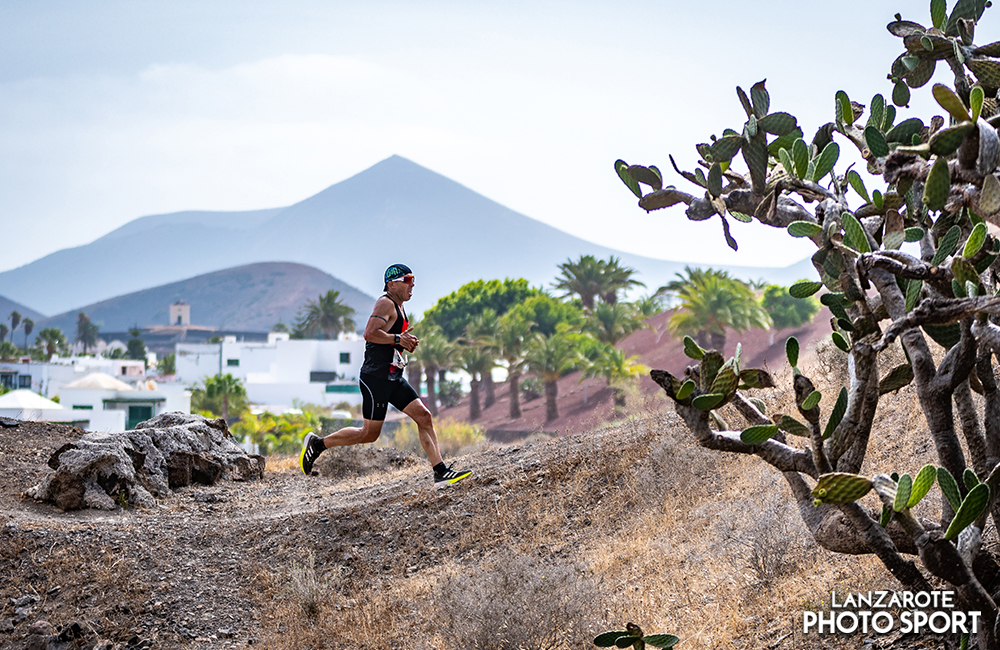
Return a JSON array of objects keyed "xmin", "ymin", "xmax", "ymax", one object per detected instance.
[
  {"xmin": 423, "ymin": 278, "xmax": 541, "ymax": 340},
  {"xmin": 76, "ymin": 313, "xmax": 99, "ymax": 355},
  {"xmin": 615, "ymin": 5, "xmax": 1000, "ymax": 644},
  {"xmin": 34, "ymin": 328, "xmax": 67, "ymax": 360},
  {"xmin": 293, "ymin": 290, "xmax": 357, "ymax": 340},
  {"xmin": 191, "ymin": 373, "xmax": 248, "ymax": 422},
  {"xmin": 583, "ymin": 346, "xmax": 649, "ymax": 409},
  {"xmin": 663, "ymin": 267, "xmax": 770, "ymax": 351},
  {"xmin": 506, "ymin": 293, "xmax": 583, "ymax": 337},
  {"xmin": 524, "ymin": 329, "xmax": 584, "ymax": 422},
  {"xmin": 412, "ymin": 325, "xmax": 455, "ymax": 416},
  {"xmin": 464, "ymin": 310, "xmax": 501, "ymax": 409},
  {"xmin": 0, "ymin": 324, "xmax": 8, "ymax": 351},
  {"xmin": 456, "ymin": 343, "xmax": 493, "ymax": 421},
  {"xmin": 762, "ymin": 284, "xmax": 821, "ymax": 331},
  {"xmin": 126, "ymin": 325, "xmax": 147, "ymax": 364},
  {"xmin": 158, "ymin": 353, "xmax": 176, "ymax": 376},
  {"xmin": 8, "ymin": 311, "xmax": 20, "ymax": 345},
  {"xmin": 585, "ymin": 301, "xmax": 648, "ymax": 345},
  {"xmin": 271, "ymin": 321, "xmax": 290, "ymax": 333},
  {"xmin": 553, "ymin": 255, "xmax": 605, "ymax": 310},
  {"xmin": 633, "ymin": 293, "xmax": 665, "ymax": 318},
  {"xmin": 489, "ymin": 312, "xmax": 535, "ymax": 419},
  {"xmin": 21, "ymin": 318, "xmax": 33, "ymax": 351},
  {"xmin": 599, "ymin": 256, "xmax": 646, "ymax": 304}
]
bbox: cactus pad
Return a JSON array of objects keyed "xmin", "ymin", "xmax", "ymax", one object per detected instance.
[
  {"xmin": 642, "ymin": 635, "xmax": 680, "ymax": 649},
  {"xmin": 595, "ymin": 632, "xmax": 632, "ymax": 647},
  {"xmin": 923, "ymin": 156, "xmax": 952, "ymax": 212},
  {"xmin": 932, "ymin": 84, "xmax": 972, "ymax": 122},
  {"xmin": 832, "ymin": 331, "xmax": 850, "ymax": 352},
  {"xmin": 969, "ymin": 59, "xmax": 1000, "ymax": 92},
  {"xmin": 905, "ymin": 227, "xmax": 925, "ymax": 242},
  {"xmin": 711, "ymin": 135, "xmax": 743, "ymax": 162},
  {"xmin": 905, "ymin": 279, "xmax": 923, "ymax": 311},
  {"xmin": 938, "ymin": 467, "xmax": 963, "ymax": 512},
  {"xmin": 813, "ymin": 473, "xmax": 874, "ymax": 504},
  {"xmin": 842, "ymin": 213, "xmax": 871, "ymax": 253},
  {"xmin": 878, "ymin": 363, "xmax": 915, "ymax": 395},
  {"xmin": 980, "ymin": 174, "xmax": 1000, "ymax": 214},
  {"xmin": 700, "ymin": 351, "xmax": 724, "ymax": 391},
  {"xmin": 945, "ymin": 483, "xmax": 991, "ymax": 540},
  {"xmin": 789, "ymin": 280, "xmax": 823, "ymax": 298},
  {"xmin": 759, "ymin": 111, "xmax": 797, "ymax": 136},
  {"xmin": 739, "ymin": 368, "xmax": 775, "ymax": 389},
  {"xmin": 964, "ymin": 467, "xmax": 981, "ymax": 489},
  {"xmin": 812, "ymin": 142, "xmax": 840, "ymax": 182},
  {"xmin": 692, "ymin": 392, "xmax": 726, "ymax": 411},
  {"xmin": 710, "ymin": 362, "xmax": 740, "ymax": 397},
  {"xmin": 964, "ymin": 222, "xmax": 988, "ymax": 258},
  {"xmin": 907, "ymin": 464, "xmax": 937, "ymax": 508},
  {"xmin": 776, "ymin": 414, "xmax": 811, "ymax": 437},
  {"xmin": 801, "ymin": 390, "xmax": 822, "ymax": 410},
  {"xmin": 864, "ymin": 126, "xmax": 890, "ymax": 158},
  {"xmin": 929, "ymin": 122, "xmax": 975, "ymax": 156},
  {"xmin": 786, "ymin": 336, "xmax": 800, "ymax": 368},
  {"xmin": 741, "ymin": 423, "xmax": 779, "ymax": 445},
  {"xmin": 682, "ymin": 336, "xmax": 705, "ymax": 360},
  {"xmin": 893, "ymin": 473, "xmax": 913, "ymax": 512},
  {"xmin": 972, "ymin": 86, "xmax": 986, "ymax": 122},
  {"xmin": 615, "ymin": 160, "xmax": 642, "ymax": 198},
  {"xmin": 823, "ymin": 387, "xmax": 849, "ymax": 439},
  {"xmin": 787, "ymin": 221, "xmax": 824, "ymax": 238}
]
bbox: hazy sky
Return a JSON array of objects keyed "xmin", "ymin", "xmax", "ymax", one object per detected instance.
[{"xmin": 0, "ymin": 1, "xmax": 961, "ymax": 274}]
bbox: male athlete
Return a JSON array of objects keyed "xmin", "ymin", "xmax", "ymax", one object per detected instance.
[{"xmin": 299, "ymin": 263, "xmax": 472, "ymax": 488}]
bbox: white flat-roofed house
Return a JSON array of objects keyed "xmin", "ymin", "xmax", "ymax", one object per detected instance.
[
  {"xmin": 175, "ymin": 332, "xmax": 366, "ymax": 411},
  {"xmin": 58, "ymin": 372, "xmax": 191, "ymax": 431},
  {"xmin": 0, "ymin": 356, "xmax": 147, "ymax": 400}
]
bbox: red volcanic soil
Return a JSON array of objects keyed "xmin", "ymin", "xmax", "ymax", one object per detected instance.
[{"xmin": 437, "ymin": 307, "xmax": 835, "ymax": 439}]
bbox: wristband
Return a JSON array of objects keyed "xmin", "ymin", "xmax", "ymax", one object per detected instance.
[{"xmin": 394, "ymin": 334, "xmax": 400, "ymax": 345}]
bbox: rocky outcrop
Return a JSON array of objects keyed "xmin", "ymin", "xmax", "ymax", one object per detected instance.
[{"xmin": 26, "ymin": 412, "xmax": 265, "ymax": 511}]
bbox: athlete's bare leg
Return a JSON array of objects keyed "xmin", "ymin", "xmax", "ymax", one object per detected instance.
[
  {"xmin": 321, "ymin": 419, "xmax": 384, "ymax": 447},
  {"xmin": 402, "ymin": 398, "xmax": 443, "ymax": 466}
]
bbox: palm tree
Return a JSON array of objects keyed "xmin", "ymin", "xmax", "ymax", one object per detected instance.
[
  {"xmin": 293, "ymin": 290, "xmax": 357, "ymax": 340},
  {"xmin": 553, "ymin": 255, "xmax": 605, "ymax": 310},
  {"xmin": 599, "ymin": 256, "xmax": 646, "ymax": 304},
  {"xmin": 21, "ymin": 319, "xmax": 33, "ymax": 351},
  {"xmin": 488, "ymin": 312, "xmax": 535, "ymax": 419},
  {"xmin": 36, "ymin": 328, "xmax": 67, "ymax": 359},
  {"xmin": 585, "ymin": 301, "xmax": 648, "ymax": 345},
  {"xmin": 0, "ymin": 324, "xmax": 8, "ymax": 349},
  {"xmin": 524, "ymin": 330, "xmax": 583, "ymax": 422},
  {"xmin": 76, "ymin": 313, "xmax": 99, "ymax": 355},
  {"xmin": 464, "ymin": 310, "xmax": 501, "ymax": 409},
  {"xmin": 412, "ymin": 326, "xmax": 455, "ymax": 415},
  {"xmin": 583, "ymin": 346, "xmax": 649, "ymax": 409},
  {"xmin": 456, "ymin": 344, "xmax": 493, "ymax": 421},
  {"xmin": 8, "ymin": 311, "xmax": 20, "ymax": 345},
  {"xmin": 193, "ymin": 373, "xmax": 248, "ymax": 422},
  {"xmin": 662, "ymin": 267, "xmax": 771, "ymax": 351}
]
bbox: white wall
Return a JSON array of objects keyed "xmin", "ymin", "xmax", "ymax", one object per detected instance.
[{"xmin": 0, "ymin": 408, "xmax": 125, "ymax": 432}]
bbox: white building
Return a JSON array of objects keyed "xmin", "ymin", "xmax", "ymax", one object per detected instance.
[
  {"xmin": 58, "ymin": 372, "xmax": 191, "ymax": 431},
  {"xmin": 175, "ymin": 332, "xmax": 366, "ymax": 411},
  {"xmin": 0, "ymin": 356, "xmax": 147, "ymax": 399}
]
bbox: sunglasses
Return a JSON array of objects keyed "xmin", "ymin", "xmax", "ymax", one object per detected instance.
[{"xmin": 391, "ymin": 274, "xmax": 415, "ymax": 285}]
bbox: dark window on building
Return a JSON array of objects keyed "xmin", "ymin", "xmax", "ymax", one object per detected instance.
[
  {"xmin": 0, "ymin": 374, "xmax": 13, "ymax": 389},
  {"xmin": 310, "ymin": 371, "xmax": 340, "ymax": 383},
  {"xmin": 176, "ymin": 315, "xmax": 183, "ymax": 325},
  {"xmin": 340, "ymin": 352, "xmax": 351, "ymax": 364},
  {"xmin": 72, "ymin": 404, "xmax": 94, "ymax": 410},
  {"xmin": 17, "ymin": 375, "xmax": 31, "ymax": 388},
  {"xmin": 227, "ymin": 359, "xmax": 240, "ymax": 367}
]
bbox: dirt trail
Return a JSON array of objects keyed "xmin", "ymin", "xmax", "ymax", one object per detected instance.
[{"xmin": 0, "ymin": 419, "xmax": 611, "ymax": 649}]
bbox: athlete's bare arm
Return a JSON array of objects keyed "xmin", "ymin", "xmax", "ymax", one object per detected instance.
[{"xmin": 364, "ymin": 297, "xmax": 397, "ymax": 344}]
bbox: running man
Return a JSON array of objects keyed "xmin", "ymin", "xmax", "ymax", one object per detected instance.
[{"xmin": 299, "ymin": 264, "xmax": 472, "ymax": 488}]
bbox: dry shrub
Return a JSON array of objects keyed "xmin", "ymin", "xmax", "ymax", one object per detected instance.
[
  {"xmin": 284, "ymin": 550, "xmax": 335, "ymax": 619},
  {"xmin": 434, "ymin": 553, "xmax": 602, "ymax": 650},
  {"xmin": 714, "ymin": 473, "xmax": 812, "ymax": 591},
  {"xmin": 389, "ymin": 416, "xmax": 485, "ymax": 456}
]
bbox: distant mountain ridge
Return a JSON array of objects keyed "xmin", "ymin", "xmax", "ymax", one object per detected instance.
[
  {"xmin": 0, "ymin": 155, "xmax": 814, "ymax": 316},
  {"xmin": 0, "ymin": 295, "xmax": 45, "ymax": 327},
  {"xmin": 35, "ymin": 262, "xmax": 376, "ymax": 335}
]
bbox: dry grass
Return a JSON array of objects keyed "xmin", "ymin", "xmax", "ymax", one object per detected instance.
[{"xmin": 246, "ymin": 347, "xmax": 941, "ymax": 649}]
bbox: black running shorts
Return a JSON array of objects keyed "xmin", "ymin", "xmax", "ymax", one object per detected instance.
[{"xmin": 359, "ymin": 372, "xmax": 420, "ymax": 421}]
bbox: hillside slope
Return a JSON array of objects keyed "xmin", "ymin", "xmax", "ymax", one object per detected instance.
[{"xmin": 0, "ymin": 390, "xmax": 930, "ymax": 650}]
